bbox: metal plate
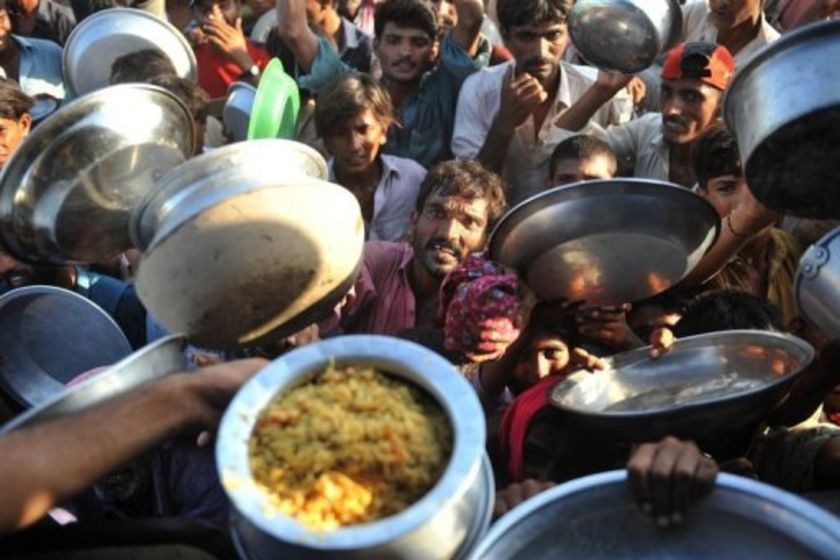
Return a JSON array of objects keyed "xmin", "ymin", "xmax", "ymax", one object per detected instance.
[
  {"xmin": 469, "ymin": 470, "xmax": 840, "ymax": 559},
  {"xmin": 62, "ymin": 7, "xmax": 197, "ymax": 97},
  {"xmin": 795, "ymin": 226, "xmax": 840, "ymax": 339},
  {"xmin": 250, "ymin": 9, "xmax": 277, "ymax": 43},
  {"xmin": 223, "ymin": 82, "xmax": 257, "ymax": 143},
  {"xmin": 489, "ymin": 179, "xmax": 719, "ymax": 306},
  {"xmin": 550, "ymin": 330, "xmax": 814, "ymax": 442},
  {"xmin": 0, "ymin": 334, "xmax": 186, "ymax": 434},
  {"xmin": 0, "ymin": 84, "xmax": 194, "ymax": 264},
  {"xmin": 0, "ymin": 286, "xmax": 132, "ymax": 408}
]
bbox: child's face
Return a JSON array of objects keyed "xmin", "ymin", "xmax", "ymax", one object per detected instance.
[
  {"xmin": 700, "ymin": 173, "xmax": 747, "ymax": 218},
  {"xmin": 511, "ymin": 332, "xmax": 571, "ymax": 395}
]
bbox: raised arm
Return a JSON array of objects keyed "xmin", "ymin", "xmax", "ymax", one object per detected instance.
[
  {"xmin": 450, "ymin": 0, "xmax": 485, "ymax": 56},
  {"xmin": 553, "ymin": 70, "xmax": 633, "ymax": 132},
  {"xmin": 276, "ymin": 0, "xmax": 320, "ymax": 72}
]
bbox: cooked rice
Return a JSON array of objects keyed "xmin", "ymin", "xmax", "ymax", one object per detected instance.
[{"xmin": 249, "ymin": 364, "xmax": 453, "ymax": 530}]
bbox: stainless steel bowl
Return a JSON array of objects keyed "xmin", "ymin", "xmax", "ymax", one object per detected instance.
[
  {"xmin": 0, "ymin": 286, "xmax": 133, "ymax": 407},
  {"xmin": 796, "ymin": 226, "xmax": 840, "ymax": 339},
  {"xmin": 0, "ymin": 334, "xmax": 186, "ymax": 434},
  {"xmin": 216, "ymin": 335, "xmax": 492, "ymax": 559},
  {"xmin": 569, "ymin": 0, "xmax": 683, "ymax": 73},
  {"xmin": 724, "ymin": 20, "xmax": 840, "ymax": 219},
  {"xmin": 468, "ymin": 470, "xmax": 840, "ymax": 559},
  {"xmin": 489, "ymin": 179, "xmax": 719, "ymax": 305},
  {"xmin": 550, "ymin": 330, "xmax": 814, "ymax": 443},
  {"xmin": 223, "ymin": 82, "xmax": 257, "ymax": 143},
  {"xmin": 0, "ymin": 84, "xmax": 194, "ymax": 264},
  {"xmin": 63, "ymin": 7, "xmax": 197, "ymax": 96}
]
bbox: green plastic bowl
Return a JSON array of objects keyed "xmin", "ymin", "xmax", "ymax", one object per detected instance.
[{"xmin": 247, "ymin": 58, "xmax": 300, "ymax": 140}]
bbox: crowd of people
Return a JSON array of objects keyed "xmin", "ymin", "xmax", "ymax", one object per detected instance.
[{"xmin": 1, "ymin": 0, "xmax": 840, "ymax": 554}]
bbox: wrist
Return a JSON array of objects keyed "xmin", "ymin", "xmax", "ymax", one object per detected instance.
[{"xmin": 231, "ymin": 49, "xmax": 255, "ymax": 72}]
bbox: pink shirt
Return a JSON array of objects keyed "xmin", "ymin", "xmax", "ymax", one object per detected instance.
[{"xmin": 320, "ymin": 241, "xmax": 417, "ymax": 336}]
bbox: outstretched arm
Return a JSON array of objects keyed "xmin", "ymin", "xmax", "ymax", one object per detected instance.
[
  {"xmin": 276, "ymin": 0, "xmax": 320, "ymax": 72},
  {"xmin": 450, "ymin": 0, "xmax": 485, "ymax": 56}
]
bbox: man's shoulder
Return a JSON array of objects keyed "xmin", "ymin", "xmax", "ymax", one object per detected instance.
[
  {"xmin": 14, "ymin": 34, "xmax": 62, "ymax": 54},
  {"xmin": 381, "ymin": 154, "xmax": 427, "ymax": 177},
  {"xmin": 460, "ymin": 59, "xmax": 511, "ymax": 97}
]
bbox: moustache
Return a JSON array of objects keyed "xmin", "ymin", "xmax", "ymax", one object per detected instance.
[
  {"xmin": 392, "ymin": 57, "xmax": 418, "ymax": 68},
  {"xmin": 519, "ymin": 57, "xmax": 554, "ymax": 72},
  {"xmin": 425, "ymin": 238, "xmax": 462, "ymax": 258}
]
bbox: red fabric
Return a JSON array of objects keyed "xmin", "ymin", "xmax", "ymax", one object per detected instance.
[
  {"xmin": 661, "ymin": 42, "xmax": 735, "ymax": 91},
  {"xmin": 195, "ymin": 40, "xmax": 270, "ymax": 98},
  {"xmin": 498, "ymin": 375, "xmax": 562, "ymax": 483}
]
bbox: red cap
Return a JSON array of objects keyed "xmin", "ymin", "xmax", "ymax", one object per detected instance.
[{"xmin": 661, "ymin": 42, "xmax": 735, "ymax": 91}]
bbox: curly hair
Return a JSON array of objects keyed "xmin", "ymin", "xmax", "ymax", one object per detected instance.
[{"xmin": 415, "ymin": 159, "xmax": 508, "ymax": 228}]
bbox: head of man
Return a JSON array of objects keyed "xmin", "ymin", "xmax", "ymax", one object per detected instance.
[
  {"xmin": 411, "ymin": 159, "xmax": 506, "ymax": 279},
  {"xmin": 0, "ymin": 78, "xmax": 33, "ymax": 169},
  {"xmin": 548, "ymin": 134, "xmax": 617, "ymax": 186},
  {"xmin": 374, "ymin": 0, "xmax": 439, "ymax": 84},
  {"xmin": 149, "ymin": 75, "xmax": 210, "ymax": 157},
  {"xmin": 708, "ymin": 0, "xmax": 762, "ymax": 32},
  {"xmin": 306, "ymin": 0, "xmax": 338, "ymax": 27},
  {"xmin": 692, "ymin": 121, "xmax": 746, "ymax": 218},
  {"xmin": 315, "ymin": 74, "xmax": 393, "ymax": 175},
  {"xmin": 0, "ymin": 1, "xmax": 14, "ymax": 53},
  {"xmin": 110, "ymin": 49, "xmax": 178, "ymax": 85},
  {"xmin": 497, "ymin": 0, "xmax": 570, "ymax": 86},
  {"xmin": 430, "ymin": 0, "xmax": 457, "ymax": 34},
  {"xmin": 659, "ymin": 42, "xmax": 734, "ymax": 146},
  {"xmin": 192, "ymin": 0, "xmax": 240, "ymax": 27}
]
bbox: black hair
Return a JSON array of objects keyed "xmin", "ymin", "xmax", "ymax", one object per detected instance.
[
  {"xmin": 148, "ymin": 74, "xmax": 210, "ymax": 125},
  {"xmin": 0, "ymin": 78, "xmax": 34, "ymax": 120},
  {"xmin": 496, "ymin": 0, "xmax": 570, "ymax": 35},
  {"xmin": 415, "ymin": 159, "xmax": 507, "ymax": 228},
  {"xmin": 374, "ymin": 0, "xmax": 437, "ymax": 41},
  {"xmin": 548, "ymin": 134, "xmax": 617, "ymax": 179},
  {"xmin": 673, "ymin": 289, "xmax": 784, "ymax": 337},
  {"xmin": 110, "ymin": 49, "xmax": 179, "ymax": 85},
  {"xmin": 691, "ymin": 120, "xmax": 742, "ymax": 190}
]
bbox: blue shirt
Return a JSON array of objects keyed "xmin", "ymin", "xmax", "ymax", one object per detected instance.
[
  {"xmin": 299, "ymin": 33, "xmax": 490, "ymax": 167},
  {"xmin": 14, "ymin": 34, "xmax": 66, "ymax": 101}
]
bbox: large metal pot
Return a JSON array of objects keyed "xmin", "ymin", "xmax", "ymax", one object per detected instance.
[
  {"xmin": 133, "ymin": 140, "xmax": 360, "ymax": 350},
  {"xmin": 216, "ymin": 335, "xmax": 493, "ymax": 559},
  {"xmin": 569, "ymin": 0, "xmax": 683, "ymax": 73},
  {"xmin": 468, "ymin": 470, "xmax": 840, "ymax": 559},
  {"xmin": 724, "ymin": 20, "xmax": 840, "ymax": 219},
  {"xmin": 0, "ymin": 84, "xmax": 194, "ymax": 264},
  {"xmin": 796, "ymin": 226, "xmax": 840, "ymax": 339}
]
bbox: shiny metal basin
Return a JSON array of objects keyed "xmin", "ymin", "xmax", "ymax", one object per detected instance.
[
  {"xmin": 550, "ymin": 330, "xmax": 814, "ymax": 442},
  {"xmin": 796, "ymin": 226, "xmax": 840, "ymax": 339},
  {"xmin": 489, "ymin": 179, "xmax": 719, "ymax": 305},
  {"xmin": 223, "ymin": 82, "xmax": 257, "ymax": 143},
  {"xmin": 569, "ymin": 0, "xmax": 682, "ymax": 73},
  {"xmin": 0, "ymin": 84, "xmax": 194, "ymax": 264},
  {"xmin": 468, "ymin": 470, "xmax": 840, "ymax": 559}
]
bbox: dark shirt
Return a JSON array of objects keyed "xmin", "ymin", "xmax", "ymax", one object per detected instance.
[{"xmin": 13, "ymin": 0, "xmax": 76, "ymax": 45}]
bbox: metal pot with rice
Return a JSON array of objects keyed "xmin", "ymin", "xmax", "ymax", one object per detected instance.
[{"xmin": 216, "ymin": 335, "xmax": 494, "ymax": 559}]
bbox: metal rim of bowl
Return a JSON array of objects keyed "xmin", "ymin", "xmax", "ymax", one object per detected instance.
[
  {"xmin": 467, "ymin": 470, "xmax": 840, "ymax": 559},
  {"xmin": 549, "ymin": 329, "xmax": 815, "ymax": 419},
  {"xmin": 62, "ymin": 7, "xmax": 198, "ymax": 96},
  {"xmin": 723, "ymin": 19, "xmax": 840, "ymax": 130},
  {"xmin": 0, "ymin": 333, "xmax": 187, "ymax": 434},
  {"xmin": 216, "ymin": 335, "xmax": 487, "ymax": 551},
  {"xmin": 794, "ymin": 226, "xmax": 840, "ymax": 327}
]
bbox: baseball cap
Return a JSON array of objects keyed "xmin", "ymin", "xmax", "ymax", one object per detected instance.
[{"xmin": 661, "ymin": 42, "xmax": 736, "ymax": 91}]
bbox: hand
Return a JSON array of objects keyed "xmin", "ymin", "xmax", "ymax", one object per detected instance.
[
  {"xmin": 576, "ymin": 304, "xmax": 643, "ymax": 351},
  {"xmin": 497, "ymin": 66, "xmax": 549, "ymax": 133},
  {"xmin": 570, "ymin": 346, "xmax": 608, "ymax": 372},
  {"xmin": 728, "ymin": 185, "xmax": 779, "ymax": 237},
  {"xmin": 625, "ymin": 76, "xmax": 647, "ymax": 109},
  {"xmin": 493, "ymin": 479, "xmax": 555, "ymax": 520},
  {"xmin": 649, "ymin": 327, "xmax": 674, "ymax": 358},
  {"xmin": 627, "ymin": 436, "xmax": 718, "ymax": 528},
  {"xmin": 462, "ymin": 317, "xmax": 523, "ymax": 363},
  {"xmin": 183, "ymin": 358, "xmax": 268, "ymax": 428},
  {"xmin": 202, "ymin": 4, "xmax": 252, "ymax": 69},
  {"xmin": 595, "ymin": 69, "xmax": 634, "ymax": 93}
]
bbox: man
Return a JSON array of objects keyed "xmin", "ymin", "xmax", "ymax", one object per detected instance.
[
  {"xmin": 451, "ymin": 0, "xmax": 623, "ymax": 203},
  {"xmin": 278, "ymin": 0, "xmax": 489, "ymax": 167},
  {"xmin": 547, "ymin": 134, "xmax": 617, "ymax": 186},
  {"xmin": 0, "ymin": 0, "xmax": 63, "ymax": 103},
  {"xmin": 191, "ymin": 0, "xmax": 269, "ymax": 98},
  {"xmin": 7, "ymin": 0, "xmax": 75, "ymax": 45},
  {"xmin": 314, "ymin": 73, "xmax": 426, "ymax": 241},
  {"xmin": 554, "ymin": 41, "xmax": 735, "ymax": 189},
  {"xmin": 320, "ymin": 159, "xmax": 506, "ymax": 336},
  {"xmin": 682, "ymin": 0, "xmax": 780, "ymax": 66}
]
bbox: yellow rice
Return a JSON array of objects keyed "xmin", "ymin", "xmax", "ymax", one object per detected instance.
[{"xmin": 248, "ymin": 364, "xmax": 453, "ymax": 530}]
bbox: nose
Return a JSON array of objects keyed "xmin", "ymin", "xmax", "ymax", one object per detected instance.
[
  {"xmin": 535, "ymin": 353, "xmax": 552, "ymax": 380},
  {"xmin": 539, "ymin": 37, "xmax": 554, "ymax": 61},
  {"xmin": 663, "ymin": 97, "xmax": 684, "ymax": 117},
  {"xmin": 351, "ymin": 131, "xmax": 365, "ymax": 151},
  {"xmin": 434, "ymin": 215, "xmax": 461, "ymax": 240},
  {"xmin": 398, "ymin": 38, "xmax": 412, "ymax": 57}
]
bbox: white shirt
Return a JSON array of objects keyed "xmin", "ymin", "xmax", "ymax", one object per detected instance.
[
  {"xmin": 682, "ymin": 0, "xmax": 781, "ymax": 67},
  {"xmin": 328, "ymin": 154, "xmax": 426, "ymax": 242},
  {"xmin": 452, "ymin": 60, "xmax": 623, "ymax": 204}
]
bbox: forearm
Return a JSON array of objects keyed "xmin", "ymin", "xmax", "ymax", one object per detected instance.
[
  {"xmin": 477, "ymin": 116, "xmax": 515, "ymax": 173},
  {"xmin": 554, "ymin": 85, "xmax": 618, "ymax": 132},
  {"xmin": 0, "ymin": 375, "xmax": 199, "ymax": 534},
  {"xmin": 451, "ymin": 0, "xmax": 485, "ymax": 56},
  {"xmin": 276, "ymin": 0, "xmax": 319, "ymax": 71},
  {"xmin": 680, "ymin": 222, "xmax": 750, "ymax": 287}
]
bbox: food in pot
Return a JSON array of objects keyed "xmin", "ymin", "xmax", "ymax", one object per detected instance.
[{"xmin": 249, "ymin": 364, "xmax": 453, "ymax": 530}]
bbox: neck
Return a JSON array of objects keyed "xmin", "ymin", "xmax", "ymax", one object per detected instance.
[
  {"xmin": 383, "ymin": 75, "xmax": 421, "ymax": 111},
  {"xmin": 0, "ymin": 41, "xmax": 21, "ymax": 71},
  {"xmin": 409, "ymin": 257, "xmax": 440, "ymax": 299},
  {"xmin": 334, "ymin": 158, "xmax": 383, "ymax": 191},
  {"xmin": 717, "ymin": 13, "xmax": 762, "ymax": 54},
  {"xmin": 322, "ymin": 10, "xmax": 343, "ymax": 42}
]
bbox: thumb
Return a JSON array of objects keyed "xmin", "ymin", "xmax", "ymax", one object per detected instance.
[
  {"xmin": 504, "ymin": 64, "xmax": 515, "ymax": 87},
  {"xmin": 236, "ymin": 16, "xmax": 243, "ymax": 31}
]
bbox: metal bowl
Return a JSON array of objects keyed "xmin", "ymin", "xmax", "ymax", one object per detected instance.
[
  {"xmin": 62, "ymin": 7, "xmax": 197, "ymax": 97},
  {"xmin": 0, "ymin": 334, "xmax": 186, "ymax": 434},
  {"xmin": 569, "ymin": 0, "xmax": 683, "ymax": 73},
  {"xmin": 489, "ymin": 179, "xmax": 719, "ymax": 306},
  {"xmin": 0, "ymin": 84, "xmax": 194, "ymax": 264},
  {"xmin": 0, "ymin": 286, "xmax": 133, "ymax": 408},
  {"xmin": 795, "ymin": 226, "xmax": 840, "ymax": 339},
  {"xmin": 549, "ymin": 330, "xmax": 814, "ymax": 443},
  {"xmin": 250, "ymin": 10, "xmax": 277, "ymax": 43},
  {"xmin": 724, "ymin": 20, "xmax": 840, "ymax": 219},
  {"xmin": 468, "ymin": 470, "xmax": 840, "ymax": 559},
  {"xmin": 216, "ymin": 335, "xmax": 492, "ymax": 559},
  {"xmin": 223, "ymin": 82, "xmax": 257, "ymax": 143}
]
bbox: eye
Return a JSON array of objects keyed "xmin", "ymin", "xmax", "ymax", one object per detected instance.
[
  {"xmin": 385, "ymin": 35, "xmax": 400, "ymax": 45},
  {"xmin": 546, "ymin": 31, "xmax": 565, "ymax": 42},
  {"xmin": 411, "ymin": 37, "xmax": 430, "ymax": 48},
  {"xmin": 684, "ymin": 91, "xmax": 701, "ymax": 103},
  {"xmin": 542, "ymin": 348, "xmax": 563, "ymax": 360}
]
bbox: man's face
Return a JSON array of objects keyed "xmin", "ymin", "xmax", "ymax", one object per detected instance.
[
  {"xmin": 411, "ymin": 191, "xmax": 489, "ymax": 278},
  {"xmin": 0, "ymin": 114, "xmax": 31, "ymax": 169},
  {"xmin": 505, "ymin": 21, "xmax": 569, "ymax": 86},
  {"xmin": 511, "ymin": 332, "xmax": 571, "ymax": 395},
  {"xmin": 659, "ymin": 78, "xmax": 722, "ymax": 145},
  {"xmin": 305, "ymin": 0, "xmax": 331, "ymax": 25},
  {"xmin": 0, "ymin": 8, "xmax": 12, "ymax": 52},
  {"xmin": 431, "ymin": 0, "xmax": 457, "ymax": 33},
  {"xmin": 708, "ymin": 0, "xmax": 761, "ymax": 31},
  {"xmin": 700, "ymin": 173, "xmax": 746, "ymax": 218},
  {"xmin": 550, "ymin": 155, "xmax": 615, "ymax": 186},
  {"xmin": 324, "ymin": 109, "xmax": 389, "ymax": 174},
  {"xmin": 375, "ymin": 23, "xmax": 437, "ymax": 84},
  {"xmin": 193, "ymin": 0, "xmax": 239, "ymax": 26}
]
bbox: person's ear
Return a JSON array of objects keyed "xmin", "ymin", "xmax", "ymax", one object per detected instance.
[
  {"xmin": 19, "ymin": 113, "xmax": 32, "ymax": 136},
  {"xmin": 429, "ymin": 39, "xmax": 440, "ymax": 62}
]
